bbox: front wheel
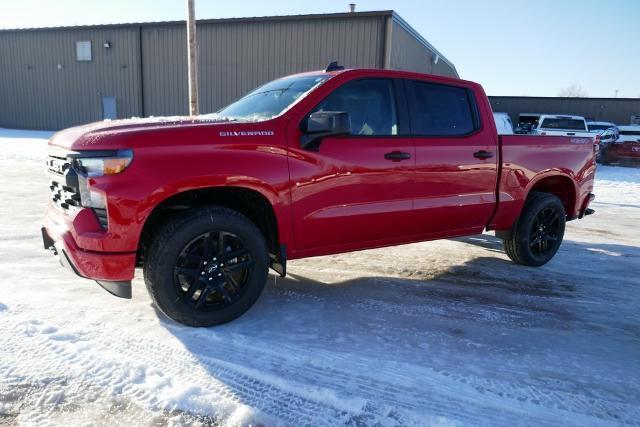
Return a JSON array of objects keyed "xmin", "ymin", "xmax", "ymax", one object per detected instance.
[
  {"xmin": 144, "ymin": 206, "xmax": 269, "ymax": 327},
  {"xmin": 503, "ymin": 192, "xmax": 566, "ymax": 266}
]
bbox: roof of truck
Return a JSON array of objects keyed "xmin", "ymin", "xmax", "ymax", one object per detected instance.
[
  {"xmin": 539, "ymin": 114, "xmax": 586, "ymax": 121},
  {"xmin": 587, "ymin": 121, "xmax": 616, "ymax": 126}
]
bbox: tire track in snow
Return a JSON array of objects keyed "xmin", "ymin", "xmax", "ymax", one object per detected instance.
[
  {"xmin": 5, "ymin": 310, "xmax": 637, "ymax": 427},
  {"xmin": 0, "ymin": 316, "xmax": 351, "ymax": 426}
]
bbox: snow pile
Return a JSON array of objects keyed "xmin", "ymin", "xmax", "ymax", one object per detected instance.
[
  {"xmin": 0, "ymin": 128, "xmax": 639, "ymax": 425},
  {"xmin": 595, "ymin": 164, "xmax": 640, "ymax": 205}
]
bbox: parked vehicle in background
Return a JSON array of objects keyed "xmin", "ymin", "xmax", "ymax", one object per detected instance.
[
  {"xmin": 516, "ymin": 113, "xmax": 542, "ymax": 134},
  {"xmin": 493, "ymin": 112, "xmax": 514, "ymax": 134},
  {"xmin": 41, "ymin": 66, "xmax": 597, "ymax": 326},
  {"xmin": 595, "ymin": 128, "xmax": 619, "ymax": 163},
  {"xmin": 600, "ymin": 125, "xmax": 640, "ymax": 165},
  {"xmin": 587, "ymin": 121, "xmax": 617, "ymax": 133},
  {"xmin": 532, "ymin": 115, "xmax": 593, "ymax": 138}
]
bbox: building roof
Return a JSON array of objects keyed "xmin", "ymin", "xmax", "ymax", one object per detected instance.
[
  {"xmin": 0, "ymin": 10, "xmax": 394, "ymax": 32},
  {"xmin": 0, "ymin": 10, "xmax": 455, "ymax": 72}
]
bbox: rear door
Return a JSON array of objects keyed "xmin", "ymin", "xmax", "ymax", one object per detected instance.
[
  {"xmin": 407, "ymin": 79, "xmax": 499, "ymax": 236},
  {"xmin": 288, "ymin": 78, "xmax": 415, "ymax": 253}
]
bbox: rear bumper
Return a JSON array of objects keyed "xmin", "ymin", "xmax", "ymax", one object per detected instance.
[{"xmin": 41, "ymin": 226, "xmax": 135, "ymax": 298}]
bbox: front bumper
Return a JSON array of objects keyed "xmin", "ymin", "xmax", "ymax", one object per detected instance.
[{"xmin": 41, "ymin": 226, "xmax": 135, "ymax": 299}]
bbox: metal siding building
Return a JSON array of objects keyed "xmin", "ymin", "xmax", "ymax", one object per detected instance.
[
  {"xmin": 0, "ymin": 11, "xmax": 458, "ymax": 130},
  {"xmin": 489, "ymin": 96, "xmax": 640, "ymax": 126}
]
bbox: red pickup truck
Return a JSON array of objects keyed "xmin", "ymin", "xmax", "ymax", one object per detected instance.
[{"xmin": 42, "ymin": 65, "xmax": 597, "ymax": 326}]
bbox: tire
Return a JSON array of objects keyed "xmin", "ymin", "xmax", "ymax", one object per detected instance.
[
  {"xmin": 144, "ymin": 206, "xmax": 269, "ymax": 327},
  {"xmin": 502, "ymin": 192, "xmax": 565, "ymax": 267}
]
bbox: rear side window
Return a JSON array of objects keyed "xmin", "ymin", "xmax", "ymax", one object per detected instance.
[
  {"xmin": 409, "ymin": 81, "xmax": 476, "ymax": 136},
  {"xmin": 540, "ymin": 118, "xmax": 587, "ymax": 131},
  {"xmin": 311, "ymin": 79, "xmax": 398, "ymax": 136},
  {"xmin": 620, "ymin": 130, "xmax": 640, "ymax": 136}
]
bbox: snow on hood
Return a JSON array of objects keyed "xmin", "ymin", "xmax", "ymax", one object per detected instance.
[{"xmin": 48, "ymin": 114, "xmax": 242, "ymax": 151}]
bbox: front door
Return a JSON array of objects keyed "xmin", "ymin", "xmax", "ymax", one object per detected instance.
[{"xmin": 288, "ymin": 78, "xmax": 415, "ymax": 254}]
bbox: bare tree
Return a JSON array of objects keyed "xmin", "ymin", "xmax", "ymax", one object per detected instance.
[{"xmin": 558, "ymin": 84, "xmax": 588, "ymax": 98}]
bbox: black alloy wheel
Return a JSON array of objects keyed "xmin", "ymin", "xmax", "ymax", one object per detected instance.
[
  {"xmin": 174, "ymin": 231, "xmax": 253, "ymax": 309},
  {"xmin": 144, "ymin": 206, "xmax": 269, "ymax": 327},
  {"xmin": 528, "ymin": 207, "xmax": 562, "ymax": 257}
]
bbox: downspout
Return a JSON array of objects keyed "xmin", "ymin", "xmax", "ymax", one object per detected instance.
[
  {"xmin": 138, "ymin": 25, "xmax": 146, "ymax": 118},
  {"xmin": 382, "ymin": 14, "xmax": 393, "ymax": 69}
]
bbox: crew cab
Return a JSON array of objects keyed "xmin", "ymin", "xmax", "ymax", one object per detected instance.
[
  {"xmin": 532, "ymin": 114, "xmax": 593, "ymax": 138},
  {"xmin": 42, "ymin": 65, "xmax": 597, "ymax": 326}
]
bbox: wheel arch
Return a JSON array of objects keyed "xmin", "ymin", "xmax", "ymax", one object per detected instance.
[
  {"xmin": 137, "ymin": 184, "xmax": 284, "ymax": 268},
  {"xmin": 495, "ymin": 171, "xmax": 578, "ymax": 239},
  {"xmin": 525, "ymin": 172, "xmax": 578, "ymax": 218}
]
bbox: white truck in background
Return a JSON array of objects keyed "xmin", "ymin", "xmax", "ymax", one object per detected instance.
[{"xmin": 532, "ymin": 114, "xmax": 593, "ymax": 138}]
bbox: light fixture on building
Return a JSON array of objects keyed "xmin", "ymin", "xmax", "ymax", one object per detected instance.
[
  {"xmin": 103, "ymin": 41, "xmax": 112, "ymax": 48},
  {"xmin": 432, "ymin": 54, "xmax": 440, "ymax": 65}
]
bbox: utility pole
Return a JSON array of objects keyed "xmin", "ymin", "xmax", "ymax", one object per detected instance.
[{"xmin": 186, "ymin": 0, "xmax": 199, "ymax": 115}]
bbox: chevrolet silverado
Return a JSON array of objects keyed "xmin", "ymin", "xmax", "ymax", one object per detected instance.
[{"xmin": 42, "ymin": 64, "xmax": 597, "ymax": 326}]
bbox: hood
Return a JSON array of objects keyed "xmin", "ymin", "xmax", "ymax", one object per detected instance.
[{"xmin": 48, "ymin": 115, "xmax": 242, "ymax": 151}]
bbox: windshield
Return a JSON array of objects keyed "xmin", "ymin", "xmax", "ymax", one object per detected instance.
[
  {"xmin": 540, "ymin": 118, "xmax": 586, "ymax": 131},
  {"xmin": 213, "ymin": 74, "xmax": 330, "ymax": 121}
]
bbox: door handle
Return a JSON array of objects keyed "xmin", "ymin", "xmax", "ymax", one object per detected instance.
[
  {"xmin": 473, "ymin": 150, "xmax": 494, "ymax": 160},
  {"xmin": 384, "ymin": 151, "xmax": 411, "ymax": 161}
]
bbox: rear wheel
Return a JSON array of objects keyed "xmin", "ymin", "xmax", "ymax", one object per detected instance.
[
  {"xmin": 144, "ymin": 206, "xmax": 269, "ymax": 326},
  {"xmin": 503, "ymin": 192, "xmax": 565, "ymax": 266}
]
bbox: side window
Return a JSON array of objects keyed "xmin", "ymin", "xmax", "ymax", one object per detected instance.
[
  {"xmin": 410, "ymin": 81, "xmax": 476, "ymax": 136},
  {"xmin": 312, "ymin": 79, "xmax": 398, "ymax": 136}
]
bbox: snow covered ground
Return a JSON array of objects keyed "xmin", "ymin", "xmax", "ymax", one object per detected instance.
[{"xmin": 0, "ymin": 127, "xmax": 638, "ymax": 426}]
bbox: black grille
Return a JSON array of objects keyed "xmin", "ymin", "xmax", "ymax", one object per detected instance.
[
  {"xmin": 49, "ymin": 180, "xmax": 81, "ymax": 211},
  {"xmin": 94, "ymin": 208, "xmax": 108, "ymax": 229},
  {"xmin": 48, "ymin": 155, "xmax": 80, "ymax": 212},
  {"xmin": 47, "ymin": 153, "xmax": 107, "ymax": 230}
]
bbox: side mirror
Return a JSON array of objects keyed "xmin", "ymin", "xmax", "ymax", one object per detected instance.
[{"xmin": 300, "ymin": 111, "xmax": 351, "ymax": 151}]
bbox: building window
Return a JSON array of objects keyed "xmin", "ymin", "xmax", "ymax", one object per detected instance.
[{"xmin": 76, "ymin": 41, "xmax": 92, "ymax": 61}]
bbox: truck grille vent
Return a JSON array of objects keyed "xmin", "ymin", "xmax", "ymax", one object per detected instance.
[
  {"xmin": 50, "ymin": 180, "xmax": 81, "ymax": 211},
  {"xmin": 94, "ymin": 208, "xmax": 108, "ymax": 229}
]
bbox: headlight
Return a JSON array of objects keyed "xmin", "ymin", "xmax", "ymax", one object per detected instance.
[
  {"xmin": 74, "ymin": 149, "xmax": 133, "ymax": 177},
  {"xmin": 72, "ymin": 149, "xmax": 133, "ymax": 212}
]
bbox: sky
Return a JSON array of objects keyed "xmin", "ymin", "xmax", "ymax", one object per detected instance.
[{"xmin": 1, "ymin": 0, "xmax": 639, "ymax": 97}]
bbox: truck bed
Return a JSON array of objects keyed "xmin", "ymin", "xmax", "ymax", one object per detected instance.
[{"xmin": 489, "ymin": 134, "xmax": 596, "ymax": 231}]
